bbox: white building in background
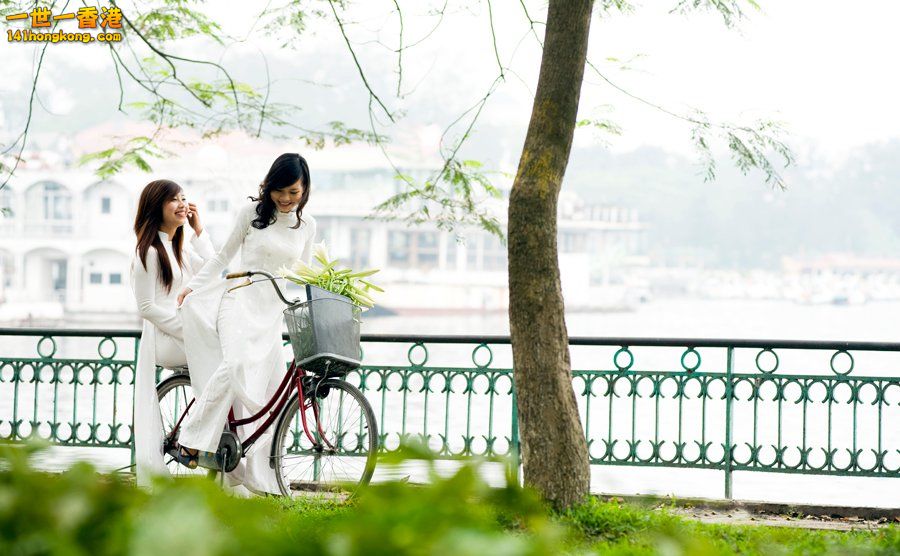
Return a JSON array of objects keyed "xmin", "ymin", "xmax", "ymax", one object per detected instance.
[
  {"xmin": 0, "ymin": 134, "xmax": 646, "ymax": 326},
  {"xmin": 312, "ymin": 183, "xmax": 647, "ymax": 314},
  {"xmin": 0, "ymin": 171, "xmax": 140, "ymax": 321}
]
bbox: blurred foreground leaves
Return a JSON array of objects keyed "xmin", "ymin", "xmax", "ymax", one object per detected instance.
[
  {"xmin": 0, "ymin": 442, "xmax": 564, "ymax": 556},
  {"xmin": 0, "ymin": 442, "xmax": 896, "ymax": 556}
]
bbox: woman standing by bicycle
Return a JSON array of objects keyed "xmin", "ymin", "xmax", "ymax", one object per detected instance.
[
  {"xmin": 131, "ymin": 179, "xmax": 214, "ymax": 488},
  {"xmin": 175, "ymin": 153, "xmax": 316, "ymax": 494}
]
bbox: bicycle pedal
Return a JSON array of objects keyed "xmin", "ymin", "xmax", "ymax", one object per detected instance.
[{"xmin": 167, "ymin": 446, "xmax": 203, "ymax": 470}]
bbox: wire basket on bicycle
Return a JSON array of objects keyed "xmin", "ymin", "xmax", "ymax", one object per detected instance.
[{"xmin": 284, "ymin": 284, "xmax": 362, "ymax": 377}]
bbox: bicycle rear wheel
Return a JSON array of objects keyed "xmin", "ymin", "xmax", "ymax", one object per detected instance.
[
  {"xmin": 156, "ymin": 374, "xmax": 214, "ymax": 479},
  {"xmin": 271, "ymin": 379, "xmax": 377, "ymax": 497}
]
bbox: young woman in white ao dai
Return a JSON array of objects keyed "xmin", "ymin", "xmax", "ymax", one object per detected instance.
[
  {"xmin": 177, "ymin": 153, "xmax": 316, "ymax": 494},
  {"xmin": 131, "ymin": 180, "xmax": 214, "ymax": 487}
]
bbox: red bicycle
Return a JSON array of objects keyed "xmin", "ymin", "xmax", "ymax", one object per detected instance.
[{"xmin": 155, "ymin": 270, "xmax": 378, "ymax": 496}]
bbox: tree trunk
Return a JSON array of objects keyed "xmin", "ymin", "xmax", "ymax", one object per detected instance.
[{"xmin": 507, "ymin": 0, "xmax": 594, "ymax": 510}]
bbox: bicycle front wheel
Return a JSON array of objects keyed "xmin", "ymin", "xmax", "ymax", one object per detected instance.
[{"xmin": 271, "ymin": 379, "xmax": 377, "ymax": 497}]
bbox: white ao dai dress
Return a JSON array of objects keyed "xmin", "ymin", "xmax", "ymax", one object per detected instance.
[
  {"xmin": 131, "ymin": 230, "xmax": 215, "ymax": 487},
  {"xmin": 178, "ymin": 202, "xmax": 316, "ymax": 493}
]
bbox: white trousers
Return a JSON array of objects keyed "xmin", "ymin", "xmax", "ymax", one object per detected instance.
[
  {"xmin": 155, "ymin": 330, "xmax": 186, "ymax": 368},
  {"xmin": 178, "ymin": 292, "xmax": 281, "ymax": 494}
]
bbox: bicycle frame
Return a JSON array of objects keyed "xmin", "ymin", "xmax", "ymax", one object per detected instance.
[
  {"xmin": 169, "ymin": 360, "xmax": 334, "ymax": 454},
  {"xmin": 169, "ymin": 269, "xmax": 339, "ymax": 457}
]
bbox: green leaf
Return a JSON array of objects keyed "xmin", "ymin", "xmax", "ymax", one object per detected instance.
[
  {"xmin": 281, "ymin": 245, "xmax": 382, "ymax": 308},
  {"xmin": 347, "ymin": 269, "xmax": 379, "ymax": 278}
]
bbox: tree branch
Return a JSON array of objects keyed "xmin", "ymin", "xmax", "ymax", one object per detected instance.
[
  {"xmin": 109, "ymin": 47, "xmax": 127, "ymax": 114},
  {"xmin": 486, "ymin": 0, "xmax": 504, "ymax": 79},
  {"xmin": 256, "ymin": 49, "xmax": 271, "ymax": 138},
  {"xmin": 669, "ymin": 0, "xmax": 760, "ymax": 28},
  {"xmin": 327, "ymin": 0, "xmax": 396, "ymax": 123},
  {"xmin": 111, "ymin": 0, "xmax": 244, "ymax": 123},
  {"xmin": 403, "ymin": 0, "xmax": 447, "ymax": 50},
  {"xmin": 392, "ymin": 0, "xmax": 403, "ymax": 97},
  {"xmin": 0, "ymin": 42, "xmax": 48, "ymax": 191},
  {"xmin": 112, "ymin": 2, "xmax": 211, "ymax": 108},
  {"xmin": 584, "ymin": 59, "xmax": 792, "ymax": 188},
  {"xmin": 518, "ymin": 0, "xmax": 545, "ymax": 45},
  {"xmin": 0, "ymin": 0, "xmax": 71, "ymax": 191}
]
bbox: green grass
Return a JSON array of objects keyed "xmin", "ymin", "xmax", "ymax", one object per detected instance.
[
  {"xmin": 560, "ymin": 497, "xmax": 899, "ymax": 555},
  {"xmin": 0, "ymin": 443, "xmax": 895, "ymax": 555}
]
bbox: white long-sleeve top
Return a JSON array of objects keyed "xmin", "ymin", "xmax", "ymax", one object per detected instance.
[
  {"xmin": 187, "ymin": 203, "xmax": 317, "ymax": 291},
  {"xmin": 131, "ymin": 227, "xmax": 214, "ymax": 488},
  {"xmin": 133, "ymin": 230, "xmax": 215, "ymax": 338}
]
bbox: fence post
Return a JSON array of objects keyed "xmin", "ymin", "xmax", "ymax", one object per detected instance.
[
  {"xmin": 130, "ymin": 337, "xmax": 138, "ymax": 469},
  {"xmin": 724, "ymin": 346, "xmax": 734, "ymax": 499},
  {"xmin": 510, "ymin": 379, "xmax": 521, "ymax": 485}
]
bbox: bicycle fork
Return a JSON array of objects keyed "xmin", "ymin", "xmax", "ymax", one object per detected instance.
[{"xmin": 295, "ymin": 371, "xmax": 337, "ymax": 453}]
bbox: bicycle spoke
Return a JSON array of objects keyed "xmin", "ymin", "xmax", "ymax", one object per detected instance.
[
  {"xmin": 273, "ymin": 380, "xmax": 376, "ymax": 497},
  {"xmin": 156, "ymin": 377, "xmax": 206, "ymax": 478}
]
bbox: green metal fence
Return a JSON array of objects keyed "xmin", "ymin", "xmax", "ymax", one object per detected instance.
[{"xmin": 1, "ymin": 328, "xmax": 897, "ymax": 498}]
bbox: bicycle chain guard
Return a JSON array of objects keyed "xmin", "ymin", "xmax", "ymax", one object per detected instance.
[
  {"xmin": 217, "ymin": 431, "xmax": 242, "ymax": 472},
  {"xmin": 195, "ymin": 431, "xmax": 242, "ymax": 472}
]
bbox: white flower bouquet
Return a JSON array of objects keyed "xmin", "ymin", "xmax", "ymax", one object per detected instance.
[{"xmin": 279, "ymin": 244, "xmax": 383, "ymax": 309}]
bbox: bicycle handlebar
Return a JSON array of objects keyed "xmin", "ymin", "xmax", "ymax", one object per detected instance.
[{"xmin": 227, "ymin": 269, "xmax": 296, "ymax": 306}]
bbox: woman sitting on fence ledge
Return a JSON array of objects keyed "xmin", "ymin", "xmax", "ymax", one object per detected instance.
[{"xmin": 130, "ymin": 179, "xmax": 214, "ymax": 488}]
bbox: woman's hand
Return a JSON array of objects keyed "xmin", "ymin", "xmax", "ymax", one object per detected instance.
[
  {"xmin": 187, "ymin": 202, "xmax": 203, "ymax": 236},
  {"xmin": 177, "ymin": 287, "xmax": 193, "ymax": 307}
]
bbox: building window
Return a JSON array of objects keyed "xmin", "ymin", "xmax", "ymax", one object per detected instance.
[
  {"xmin": 388, "ymin": 231, "xmax": 410, "ymax": 267},
  {"xmin": 466, "ymin": 236, "xmax": 480, "ymax": 270},
  {"xmin": 0, "ymin": 252, "xmax": 13, "ymax": 288},
  {"xmin": 108, "ymin": 273, "xmax": 122, "ymax": 285},
  {"xmin": 448, "ymin": 237, "xmax": 465, "ymax": 270},
  {"xmin": 207, "ymin": 198, "xmax": 229, "ymax": 213},
  {"xmin": 388, "ymin": 231, "xmax": 439, "ymax": 269},
  {"xmin": 50, "ymin": 261, "xmax": 67, "ymax": 300},
  {"xmin": 483, "ymin": 235, "xmax": 507, "ymax": 271},
  {"xmin": 40, "ymin": 182, "xmax": 72, "ymax": 220},
  {"xmin": 101, "ymin": 196, "xmax": 111, "ymax": 214},
  {"xmin": 316, "ymin": 217, "xmax": 334, "ymax": 249},
  {"xmin": 349, "ymin": 228, "xmax": 371, "ymax": 269},
  {"xmin": 560, "ymin": 232, "xmax": 586, "ymax": 253},
  {"xmin": 0, "ymin": 188, "xmax": 12, "ymax": 217},
  {"xmin": 89, "ymin": 272, "xmax": 102, "ymax": 284},
  {"xmin": 417, "ymin": 232, "xmax": 438, "ymax": 268}
]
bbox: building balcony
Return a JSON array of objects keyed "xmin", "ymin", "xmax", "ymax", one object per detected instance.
[{"xmin": 23, "ymin": 220, "xmax": 75, "ymax": 237}]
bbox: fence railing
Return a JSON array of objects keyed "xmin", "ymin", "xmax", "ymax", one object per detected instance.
[{"xmin": 1, "ymin": 328, "xmax": 898, "ymax": 498}]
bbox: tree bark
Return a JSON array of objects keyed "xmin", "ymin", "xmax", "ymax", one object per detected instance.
[{"xmin": 508, "ymin": 0, "xmax": 594, "ymax": 510}]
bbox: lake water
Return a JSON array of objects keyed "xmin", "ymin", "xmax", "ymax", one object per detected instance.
[
  {"xmin": 365, "ymin": 297, "xmax": 900, "ymax": 341},
  {"xmin": 4, "ymin": 298, "xmax": 899, "ymax": 508}
]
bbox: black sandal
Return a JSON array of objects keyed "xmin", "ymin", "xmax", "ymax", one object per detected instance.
[{"xmin": 173, "ymin": 445, "xmax": 199, "ymax": 469}]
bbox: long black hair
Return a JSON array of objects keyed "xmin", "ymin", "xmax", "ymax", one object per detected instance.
[
  {"xmin": 134, "ymin": 179, "xmax": 185, "ymax": 292},
  {"xmin": 249, "ymin": 153, "xmax": 311, "ymax": 230}
]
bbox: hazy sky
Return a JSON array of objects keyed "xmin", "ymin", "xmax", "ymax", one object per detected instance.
[{"xmin": 2, "ymin": 1, "xmax": 899, "ymax": 164}]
